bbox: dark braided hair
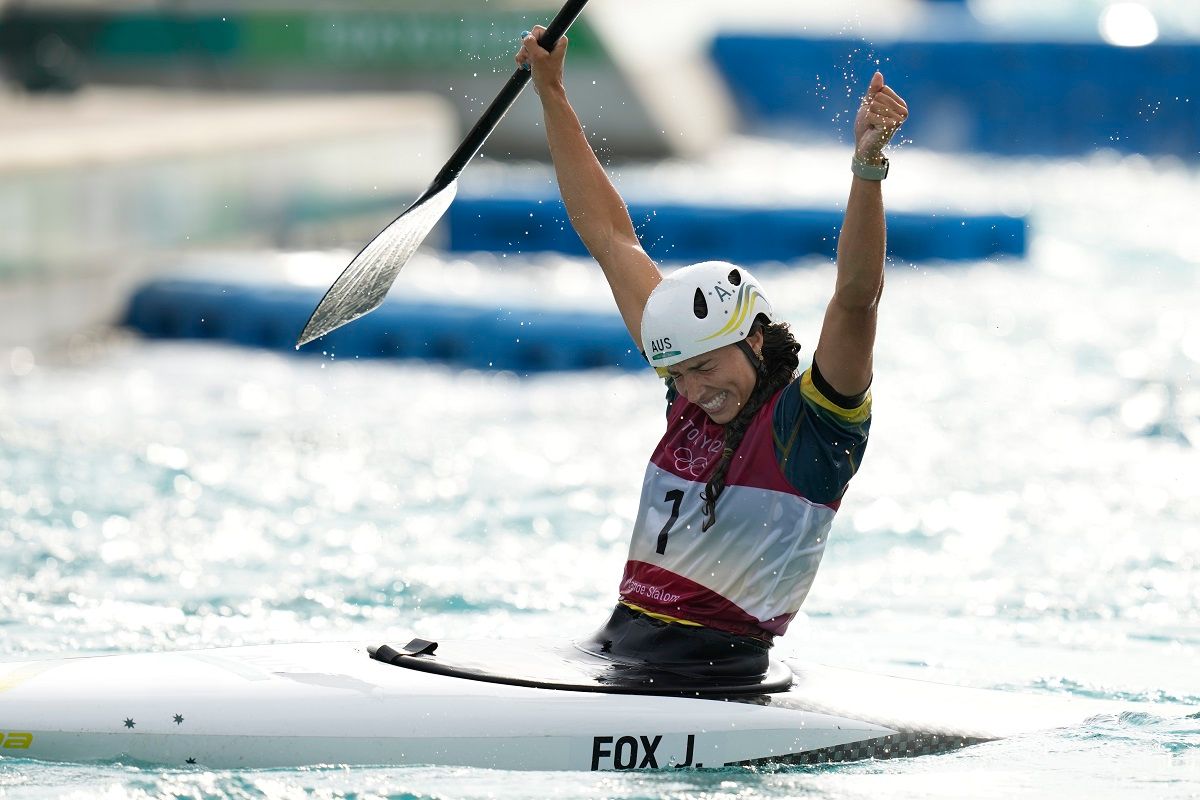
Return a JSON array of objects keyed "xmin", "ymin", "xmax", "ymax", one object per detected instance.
[{"xmin": 700, "ymin": 318, "xmax": 802, "ymax": 531}]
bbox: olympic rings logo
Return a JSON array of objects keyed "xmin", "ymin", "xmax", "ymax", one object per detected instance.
[{"xmin": 673, "ymin": 447, "xmax": 708, "ymax": 477}]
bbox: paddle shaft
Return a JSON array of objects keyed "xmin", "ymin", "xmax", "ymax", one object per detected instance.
[
  {"xmin": 421, "ymin": 0, "xmax": 590, "ymax": 201},
  {"xmin": 293, "ymin": 0, "xmax": 589, "ymax": 348}
]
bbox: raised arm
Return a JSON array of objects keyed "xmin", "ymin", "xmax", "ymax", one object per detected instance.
[
  {"xmin": 813, "ymin": 71, "xmax": 908, "ymax": 398},
  {"xmin": 517, "ymin": 26, "xmax": 662, "ymax": 343}
]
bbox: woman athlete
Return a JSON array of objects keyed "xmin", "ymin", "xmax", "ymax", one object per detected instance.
[{"xmin": 517, "ymin": 27, "xmax": 908, "ymax": 681}]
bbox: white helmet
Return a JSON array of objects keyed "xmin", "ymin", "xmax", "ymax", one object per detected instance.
[{"xmin": 640, "ymin": 261, "xmax": 776, "ymax": 368}]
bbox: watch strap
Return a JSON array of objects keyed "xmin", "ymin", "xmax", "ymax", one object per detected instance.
[{"xmin": 851, "ymin": 155, "xmax": 889, "ymax": 180}]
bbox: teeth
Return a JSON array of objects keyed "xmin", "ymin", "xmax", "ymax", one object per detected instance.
[{"xmin": 701, "ymin": 391, "xmax": 727, "ymax": 411}]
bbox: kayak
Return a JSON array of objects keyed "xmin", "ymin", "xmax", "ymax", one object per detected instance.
[{"xmin": 0, "ymin": 637, "xmax": 1174, "ymax": 770}]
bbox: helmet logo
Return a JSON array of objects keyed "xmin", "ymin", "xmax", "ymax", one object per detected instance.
[
  {"xmin": 713, "ymin": 283, "xmax": 733, "ymax": 302},
  {"xmin": 699, "ymin": 284, "xmax": 763, "ymax": 342},
  {"xmin": 649, "ymin": 337, "xmax": 679, "ymax": 362}
]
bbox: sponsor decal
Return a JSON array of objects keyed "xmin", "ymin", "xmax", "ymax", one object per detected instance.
[
  {"xmin": 591, "ymin": 734, "xmax": 700, "ymax": 770},
  {"xmin": 0, "ymin": 731, "xmax": 33, "ymax": 749},
  {"xmin": 650, "ymin": 336, "xmax": 680, "ymax": 362}
]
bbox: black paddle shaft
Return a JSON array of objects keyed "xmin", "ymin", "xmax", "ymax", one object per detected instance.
[{"xmin": 421, "ymin": 0, "xmax": 590, "ymax": 200}]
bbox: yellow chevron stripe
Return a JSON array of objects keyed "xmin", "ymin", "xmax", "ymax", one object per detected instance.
[
  {"xmin": 800, "ymin": 369, "xmax": 871, "ymax": 423},
  {"xmin": 699, "ymin": 286, "xmax": 763, "ymax": 342},
  {"xmin": 0, "ymin": 661, "xmax": 61, "ymax": 694},
  {"xmin": 620, "ymin": 601, "xmax": 704, "ymax": 627}
]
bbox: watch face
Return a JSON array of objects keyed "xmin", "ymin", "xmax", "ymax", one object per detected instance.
[{"xmin": 852, "ymin": 157, "xmax": 888, "ymax": 180}]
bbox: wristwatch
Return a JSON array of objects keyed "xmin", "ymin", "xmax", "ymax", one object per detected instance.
[{"xmin": 851, "ymin": 155, "xmax": 889, "ymax": 180}]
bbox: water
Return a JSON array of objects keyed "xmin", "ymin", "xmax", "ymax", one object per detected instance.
[{"xmin": 1, "ymin": 141, "xmax": 1199, "ymax": 797}]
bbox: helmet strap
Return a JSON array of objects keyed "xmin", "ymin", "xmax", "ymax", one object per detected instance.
[{"xmin": 735, "ymin": 339, "xmax": 768, "ymax": 379}]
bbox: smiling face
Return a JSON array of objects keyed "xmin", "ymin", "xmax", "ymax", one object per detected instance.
[{"xmin": 666, "ymin": 330, "xmax": 764, "ymax": 425}]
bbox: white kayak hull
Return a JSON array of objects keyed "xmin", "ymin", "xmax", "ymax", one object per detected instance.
[{"xmin": 0, "ymin": 641, "xmax": 1169, "ymax": 770}]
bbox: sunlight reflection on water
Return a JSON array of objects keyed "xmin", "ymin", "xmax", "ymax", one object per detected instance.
[{"xmin": 1, "ymin": 145, "xmax": 1198, "ymax": 797}]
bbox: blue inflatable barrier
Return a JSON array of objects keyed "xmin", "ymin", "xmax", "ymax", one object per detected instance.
[
  {"xmin": 122, "ymin": 279, "xmax": 644, "ymax": 372},
  {"xmin": 710, "ymin": 35, "xmax": 1200, "ymax": 157},
  {"xmin": 449, "ymin": 197, "xmax": 1027, "ymax": 262}
]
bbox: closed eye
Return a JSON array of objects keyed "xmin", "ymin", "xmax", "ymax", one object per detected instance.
[{"xmin": 668, "ymin": 361, "xmax": 717, "ymax": 381}]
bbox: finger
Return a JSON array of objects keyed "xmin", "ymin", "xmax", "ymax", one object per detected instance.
[
  {"xmin": 527, "ymin": 25, "xmax": 550, "ymax": 51},
  {"xmin": 874, "ymin": 85, "xmax": 908, "ymax": 112},
  {"xmin": 862, "ymin": 111, "xmax": 901, "ymax": 131},
  {"xmin": 520, "ymin": 37, "xmax": 543, "ymax": 73},
  {"xmin": 515, "ymin": 29, "xmax": 533, "ymax": 68},
  {"xmin": 874, "ymin": 84, "xmax": 902, "ymax": 101},
  {"xmin": 861, "ymin": 110, "xmax": 888, "ymax": 126},
  {"xmin": 867, "ymin": 70, "xmax": 884, "ymax": 98},
  {"xmin": 865, "ymin": 88, "xmax": 908, "ymax": 115},
  {"xmin": 864, "ymin": 113, "xmax": 904, "ymax": 134},
  {"xmin": 866, "ymin": 92, "xmax": 899, "ymax": 111},
  {"xmin": 866, "ymin": 94, "xmax": 907, "ymax": 120},
  {"xmin": 529, "ymin": 33, "xmax": 568, "ymax": 56},
  {"xmin": 521, "ymin": 26, "xmax": 544, "ymax": 55}
]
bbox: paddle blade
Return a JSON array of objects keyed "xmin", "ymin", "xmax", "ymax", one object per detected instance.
[{"xmin": 295, "ymin": 180, "xmax": 458, "ymax": 348}]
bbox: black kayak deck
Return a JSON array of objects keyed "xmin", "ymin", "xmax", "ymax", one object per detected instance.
[{"xmin": 369, "ymin": 638, "xmax": 793, "ymax": 697}]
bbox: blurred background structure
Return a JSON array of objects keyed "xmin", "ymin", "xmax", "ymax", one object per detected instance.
[{"xmin": 0, "ymin": 0, "xmax": 1197, "ymax": 361}]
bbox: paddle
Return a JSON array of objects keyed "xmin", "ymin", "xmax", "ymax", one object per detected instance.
[{"xmin": 295, "ymin": 0, "xmax": 591, "ymax": 348}]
